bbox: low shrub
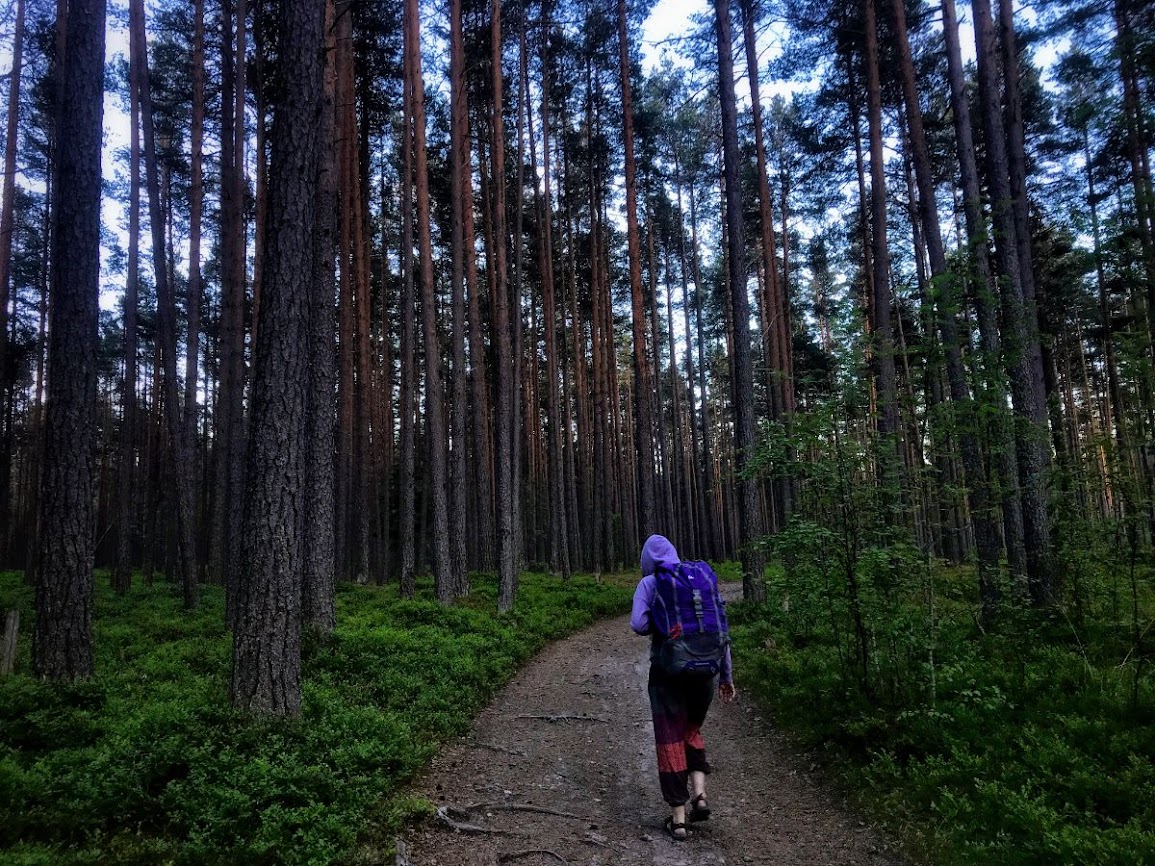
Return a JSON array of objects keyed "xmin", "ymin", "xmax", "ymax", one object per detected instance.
[
  {"xmin": 0, "ymin": 570, "xmax": 634, "ymax": 865},
  {"xmin": 730, "ymin": 563, "xmax": 1155, "ymax": 866}
]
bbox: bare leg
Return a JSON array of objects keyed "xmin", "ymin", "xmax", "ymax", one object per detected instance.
[{"xmin": 689, "ymin": 770, "xmax": 707, "ymax": 801}]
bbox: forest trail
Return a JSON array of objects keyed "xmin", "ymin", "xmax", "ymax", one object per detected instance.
[{"xmin": 400, "ymin": 592, "xmax": 907, "ymax": 866}]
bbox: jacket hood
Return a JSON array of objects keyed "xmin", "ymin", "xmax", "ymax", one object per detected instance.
[{"xmin": 641, "ymin": 534, "xmax": 680, "ymax": 576}]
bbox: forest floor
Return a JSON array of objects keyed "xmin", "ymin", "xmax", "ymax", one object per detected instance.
[{"xmin": 399, "ymin": 588, "xmax": 909, "ymax": 866}]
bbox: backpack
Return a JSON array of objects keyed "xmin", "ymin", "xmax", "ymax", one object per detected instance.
[{"xmin": 650, "ymin": 560, "xmax": 729, "ymax": 677}]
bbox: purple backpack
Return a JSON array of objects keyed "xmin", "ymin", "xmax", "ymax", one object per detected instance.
[{"xmin": 651, "ymin": 561, "xmax": 729, "ymax": 677}]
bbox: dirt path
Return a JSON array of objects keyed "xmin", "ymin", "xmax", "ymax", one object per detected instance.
[{"xmin": 401, "ymin": 601, "xmax": 907, "ymax": 866}]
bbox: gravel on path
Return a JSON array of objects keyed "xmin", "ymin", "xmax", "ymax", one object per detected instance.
[{"xmin": 401, "ymin": 602, "xmax": 908, "ymax": 866}]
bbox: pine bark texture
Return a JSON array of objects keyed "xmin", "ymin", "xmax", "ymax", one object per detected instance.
[
  {"xmin": 230, "ymin": 0, "xmax": 323, "ymax": 716},
  {"xmin": 303, "ymin": 0, "xmax": 338, "ymax": 633},
  {"xmin": 34, "ymin": 0, "xmax": 105, "ymax": 680},
  {"xmin": 491, "ymin": 0, "xmax": 517, "ymax": 611}
]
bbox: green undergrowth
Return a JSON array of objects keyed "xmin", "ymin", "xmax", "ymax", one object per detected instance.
[
  {"xmin": 0, "ymin": 569, "xmax": 634, "ymax": 865},
  {"xmin": 729, "ymin": 559, "xmax": 1155, "ymax": 866}
]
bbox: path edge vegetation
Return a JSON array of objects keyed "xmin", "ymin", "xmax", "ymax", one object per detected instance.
[{"xmin": 0, "ymin": 570, "xmax": 636, "ymax": 865}]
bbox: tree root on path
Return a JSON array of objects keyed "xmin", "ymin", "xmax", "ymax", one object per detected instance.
[
  {"xmin": 496, "ymin": 850, "xmax": 568, "ymax": 865},
  {"xmin": 513, "ymin": 713, "xmax": 609, "ymax": 723},
  {"xmin": 434, "ymin": 806, "xmax": 527, "ymax": 836},
  {"xmin": 462, "ymin": 802, "xmax": 588, "ymax": 821}
]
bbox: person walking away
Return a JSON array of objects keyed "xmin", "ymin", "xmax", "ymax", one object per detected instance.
[{"xmin": 631, "ymin": 533, "xmax": 736, "ymax": 841}]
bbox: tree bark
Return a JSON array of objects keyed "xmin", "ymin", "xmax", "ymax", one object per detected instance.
[
  {"xmin": 973, "ymin": 0, "xmax": 1056, "ymax": 603},
  {"xmin": 35, "ymin": 0, "xmax": 104, "ymax": 679},
  {"xmin": 617, "ymin": 0, "xmax": 657, "ymax": 539},
  {"xmin": 112, "ymin": 42, "xmax": 140, "ymax": 595},
  {"xmin": 491, "ymin": 0, "xmax": 516, "ymax": 610},
  {"xmin": 532, "ymin": 0, "xmax": 571, "ymax": 576},
  {"xmin": 714, "ymin": 0, "xmax": 766, "ymax": 600},
  {"xmin": 302, "ymin": 0, "xmax": 338, "ymax": 633},
  {"xmin": 889, "ymin": 0, "xmax": 1001, "ymax": 615},
  {"xmin": 231, "ymin": 0, "xmax": 323, "ymax": 716},
  {"xmin": 941, "ymin": 0, "xmax": 1027, "ymax": 582},
  {"xmin": 131, "ymin": 0, "xmax": 198, "ymax": 608},
  {"xmin": 399, "ymin": 42, "xmax": 417, "ymax": 598},
  {"xmin": 449, "ymin": 0, "xmax": 469, "ymax": 594},
  {"xmin": 0, "ymin": 0, "xmax": 26, "ymax": 558},
  {"xmin": 184, "ymin": 0, "xmax": 205, "ymax": 498},
  {"xmin": 407, "ymin": 0, "xmax": 453, "ymax": 601},
  {"xmin": 210, "ymin": 0, "xmax": 248, "ymax": 616},
  {"xmin": 862, "ymin": 0, "xmax": 899, "ymax": 453}
]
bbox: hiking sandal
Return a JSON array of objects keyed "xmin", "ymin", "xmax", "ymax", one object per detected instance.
[
  {"xmin": 689, "ymin": 794, "xmax": 711, "ymax": 822},
  {"xmin": 664, "ymin": 816, "xmax": 688, "ymax": 841}
]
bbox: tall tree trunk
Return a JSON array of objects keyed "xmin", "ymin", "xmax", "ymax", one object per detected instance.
[
  {"xmin": 0, "ymin": 0, "xmax": 26, "ymax": 559},
  {"xmin": 210, "ymin": 0, "xmax": 248, "ymax": 615},
  {"xmin": 399, "ymin": 44, "xmax": 417, "ymax": 598},
  {"xmin": 973, "ymin": 0, "xmax": 1055, "ymax": 603},
  {"xmin": 941, "ymin": 0, "xmax": 1026, "ymax": 582},
  {"xmin": 449, "ymin": 0, "xmax": 469, "ymax": 594},
  {"xmin": 617, "ymin": 0, "xmax": 656, "ymax": 538},
  {"xmin": 112, "ymin": 49, "xmax": 140, "ymax": 595},
  {"xmin": 334, "ymin": 0, "xmax": 356, "ymax": 582},
  {"xmin": 465, "ymin": 109, "xmax": 494, "ymax": 572},
  {"xmin": 674, "ymin": 160, "xmax": 706, "ymax": 556},
  {"xmin": 491, "ymin": 0, "xmax": 516, "ymax": 610},
  {"xmin": 302, "ymin": 0, "xmax": 337, "ymax": 633},
  {"xmin": 336, "ymin": 0, "xmax": 374, "ymax": 586},
  {"xmin": 862, "ymin": 0, "xmax": 899, "ymax": 455},
  {"xmin": 889, "ymin": 0, "xmax": 1001, "ymax": 615},
  {"xmin": 532, "ymin": 0, "xmax": 571, "ymax": 576},
  {"xmin": 688, "ymin": 177, "xmax": 719, "ymax": 560},
  {"xmin": 1113, "ymin": 0, "xmax": 1155, "ymax": 341},
  {"xmin": 714, "ymin": 0, "xmax": 766, "ymax": 600},
  {"xmin": 230, "ymin": 0, "xmax": 322, "ymax": 715},
  {"xmin": 407, "ymin": 0, "xmax": 453, "ymax": 601},
  {"xmin": 184, "ymin": 0, "xmax": 205, "ymax": 510},
  {"xmin": 35, "ymin": 0, "xmax": 104, "ymax": 679},
  {"xmin": 132, "ymin": 0, "xmax": 198, "ymax": 608},
  {"xmin": 740, "ymin": 0, "xmax": 794, "ymax": 527}
]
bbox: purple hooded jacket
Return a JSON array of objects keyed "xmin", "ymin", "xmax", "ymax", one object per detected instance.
[{"xmin": 630, "ymin": 534, "xmax": 733, "ymax": 684}]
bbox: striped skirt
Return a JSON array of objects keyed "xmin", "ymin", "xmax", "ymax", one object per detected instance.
[{"xmin": 647, "ymin": 663, "xmax": 714, "ymax": 806}]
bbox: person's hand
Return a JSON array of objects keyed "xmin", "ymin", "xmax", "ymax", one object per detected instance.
[{"xmin": 718, "ymin": 682, "xmax": 736, "ymax": 704}]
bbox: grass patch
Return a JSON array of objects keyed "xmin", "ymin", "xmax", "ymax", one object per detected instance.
[{"xmin": 0, "ymin": 570, "xmax": 634, "ymax": 865}]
